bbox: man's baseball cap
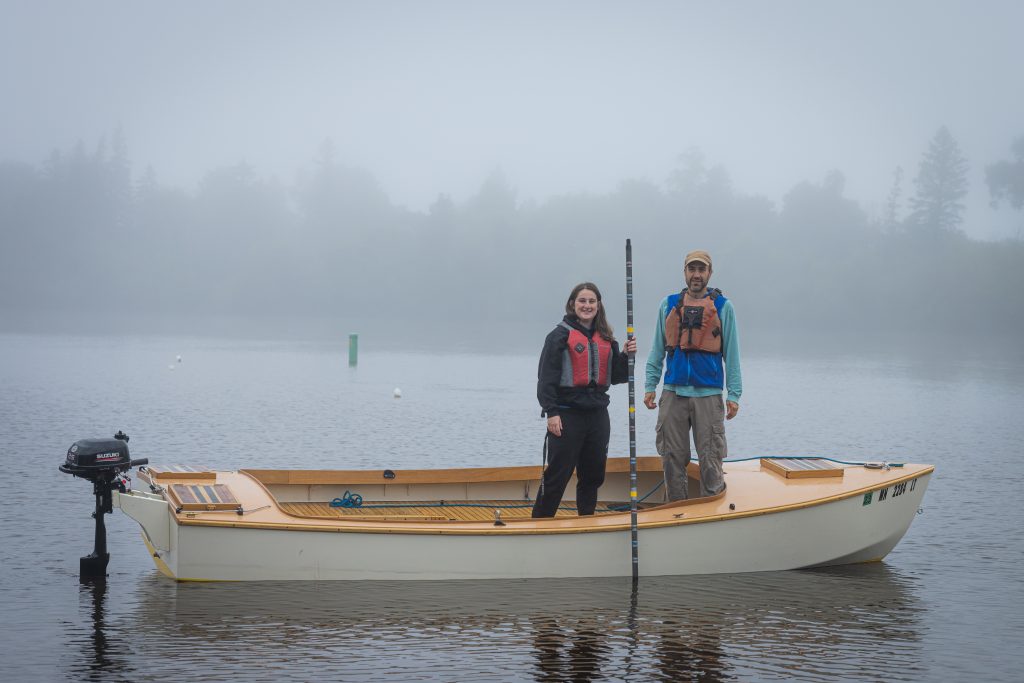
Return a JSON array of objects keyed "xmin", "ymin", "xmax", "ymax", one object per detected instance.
[{"xmin": 684, "ymin": 250, "xmax": 712, "ymax": 268}]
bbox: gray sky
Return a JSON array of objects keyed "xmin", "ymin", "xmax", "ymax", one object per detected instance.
[{"xmin": 3, "ymin": 0, "xmax": 1022, "ymax": 238}]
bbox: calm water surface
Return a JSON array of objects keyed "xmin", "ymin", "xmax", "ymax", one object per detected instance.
[{"xmin": 1, "ymin": 333, "xmax": 1022, "ymax": 681}]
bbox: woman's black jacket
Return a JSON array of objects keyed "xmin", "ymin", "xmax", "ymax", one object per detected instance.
[{"xmin": 537, "ymin": 315, "xmax": 629, "ymax": 417}]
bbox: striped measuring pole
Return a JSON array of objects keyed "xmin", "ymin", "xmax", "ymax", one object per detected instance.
[{"xmin": 626, "ymin": 238, "xmax": 639, "ymax": 583}]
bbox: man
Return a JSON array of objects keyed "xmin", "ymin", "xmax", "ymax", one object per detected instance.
[{"xmin": 643, "ymin": 250, "xmax": 742, "ymax": 500}]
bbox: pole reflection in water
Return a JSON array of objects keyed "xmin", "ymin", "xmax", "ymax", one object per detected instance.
[{"xmin": 104, "ymin": 563, "xmax": 923, "ymax": 681}]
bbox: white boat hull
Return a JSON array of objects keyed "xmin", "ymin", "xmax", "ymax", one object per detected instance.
[{"xmin": 117, "ymin": 469, "xmax": 931, "ymax": 581}]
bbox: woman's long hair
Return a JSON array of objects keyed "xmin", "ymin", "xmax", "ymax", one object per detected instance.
[{"xmin": 564, "ymin": 282, "xmax": 615, "ymax": 341}]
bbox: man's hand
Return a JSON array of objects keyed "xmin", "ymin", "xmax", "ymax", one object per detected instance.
[
  {"xmin": 643, "ymin": 392, "xmax": 657, "ymax": 410},
  {"xmin": 726, "ymin": 400, "xmax": 739, "ymax": 420}
]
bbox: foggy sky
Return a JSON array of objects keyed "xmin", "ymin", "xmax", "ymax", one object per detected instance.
[{"xmin": 2, "ymin": 0, "xmax": 1023, "ymax": 239}]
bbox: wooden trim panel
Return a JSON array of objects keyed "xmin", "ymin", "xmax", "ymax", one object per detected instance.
[{"xmin": 242, "ymin": 456, "xmax": 666, "ymax": 487}]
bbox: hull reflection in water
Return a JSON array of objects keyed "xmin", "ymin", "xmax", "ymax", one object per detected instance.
[{"xmin": 100, "ymin": 564, "xmax": 923, "ymax": 681}]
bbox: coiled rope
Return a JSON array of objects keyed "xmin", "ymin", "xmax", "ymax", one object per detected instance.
[{"xmin": 330, "ymin": 491, "xmax": 364, "ymax": 507}]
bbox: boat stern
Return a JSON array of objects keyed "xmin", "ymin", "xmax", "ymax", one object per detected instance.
[{"xmin": 116, "ymin": 488, "xmax": 179, "ymax": 579}]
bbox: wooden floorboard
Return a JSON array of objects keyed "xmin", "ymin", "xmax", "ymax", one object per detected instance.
[{"xmin": 280, "ymin": 500, "xmax": 644, "ymax": 521}]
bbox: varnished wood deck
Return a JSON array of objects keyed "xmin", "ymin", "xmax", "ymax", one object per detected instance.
[
  {"xmin": 280, "ymin": 500, "xmax": 652, "ymax": 521},
  {"xmin": 138, "ymin": 458, "xmax": 934, "ymax": 535}
]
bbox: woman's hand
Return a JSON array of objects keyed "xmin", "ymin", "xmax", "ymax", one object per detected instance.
[
  {"xmin": 624, "ymin": 338, "xmax": 637, "ymax": 354},
  {"xmin": 547, "ymin": 415, "xmax": 562, "ymax": 436}
]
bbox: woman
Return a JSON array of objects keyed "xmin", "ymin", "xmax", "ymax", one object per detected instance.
[{"xmin": 533, "ymin": 282, "xmax": 637, "ymax": 518}]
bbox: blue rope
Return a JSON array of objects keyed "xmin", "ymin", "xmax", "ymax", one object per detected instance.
[
  {"xmin": 721, "ymin": 455, "xmax": 904, "ymax": 467},
  {"xmin": 607, "ymin": 480, "xmax": 665, "ymax": 512},
  {"xmin": 601, "ymin": 456, "xmax": 902, "ymax": 512},
  {"xmin": 330, "ymin": 494, "xmax": 577, "ymax": 512},
  {"xmin": 329, "ymin": 491, "xmax": 364, "ymax": 508}
]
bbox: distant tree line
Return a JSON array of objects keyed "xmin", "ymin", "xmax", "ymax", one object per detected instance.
[{"xmin": 1, "ymin": 128, "xmax": 1022, "ymax": 350}]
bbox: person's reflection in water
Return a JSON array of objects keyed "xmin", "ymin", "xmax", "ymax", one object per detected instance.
[
  {"xmin": 531, "ymin": 615, "xmax": 610, "ymax": 682},
  {"xmin": 650, "ymin": 616, "xmax": 727, "ymax": 683}
]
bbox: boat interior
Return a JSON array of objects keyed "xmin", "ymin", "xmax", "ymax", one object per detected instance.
[
  {"xmin": 139, "ymin": 457, "xmax": 680, "ymax": 522},
  {"xmin": 133, "ymin": 455, "xmax": 919, "ymax": 530}
]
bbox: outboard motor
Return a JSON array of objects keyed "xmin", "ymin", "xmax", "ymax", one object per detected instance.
[{"xmin": 59, "ymin": 431, "xmax": 148, "ymax": 582}]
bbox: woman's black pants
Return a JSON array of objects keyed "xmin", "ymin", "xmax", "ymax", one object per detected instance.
[{"xmin": 532, "ymin": 409, "xmax": 610, "ymax": 518}]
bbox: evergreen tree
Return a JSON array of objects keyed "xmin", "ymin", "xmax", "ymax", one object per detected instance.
[
  {"xmin": 907, "ymin": 126, "xmax": 969, "ymax": 233},
  {"xmin": 667, "ymin": 147, "xmax": 732, "ymax": 201},
  {"xmin": 107, "ymin": 126, "xmax": 132, "ymax": 228},
  {"xmin": 883, "ymin": 165, "xmax": 903, "ymax": 230},
  {"xmin": 985, "ymin": 136, "xmax": 1024, "ymax": 210}
]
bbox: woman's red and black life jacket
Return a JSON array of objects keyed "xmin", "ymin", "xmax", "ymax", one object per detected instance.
[{"xmin": 558, "ymin": 321, "xmax": 613, "ymax": 388}]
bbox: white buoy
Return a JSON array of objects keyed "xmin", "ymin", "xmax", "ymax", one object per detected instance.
[
  {"xmin": 176, "ymin": 355, "xmax": 182, "ymax": 363},
  {"xmin": 168, "ymin": 365, "xmax": 175, "ymax": 370},
  {"xmin": 393, "ymin": 388, "xmax": 402, "ymax": 398}
]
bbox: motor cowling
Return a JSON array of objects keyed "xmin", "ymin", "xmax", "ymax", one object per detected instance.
[
  {"xmin": 61, "ymin": 437, "xmax": 132, "ymax": 477},
  {"xmin": 58, "ymin": 431, "xmax": 148, "ymax": 582}
]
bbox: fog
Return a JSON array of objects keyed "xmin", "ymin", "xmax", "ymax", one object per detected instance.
[{"xmin": 1, "ymin": 1, "xmax": 1023, "ymax": 351}]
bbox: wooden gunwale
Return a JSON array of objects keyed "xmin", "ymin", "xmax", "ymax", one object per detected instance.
[{"xmin": 163, "ymin": 462, "xmax": 935, "ymax": 536}]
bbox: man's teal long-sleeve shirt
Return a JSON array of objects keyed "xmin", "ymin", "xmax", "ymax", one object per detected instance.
[{"xmin": 644, "ymin": 294, "xmax": 743, "ymax": 404}]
